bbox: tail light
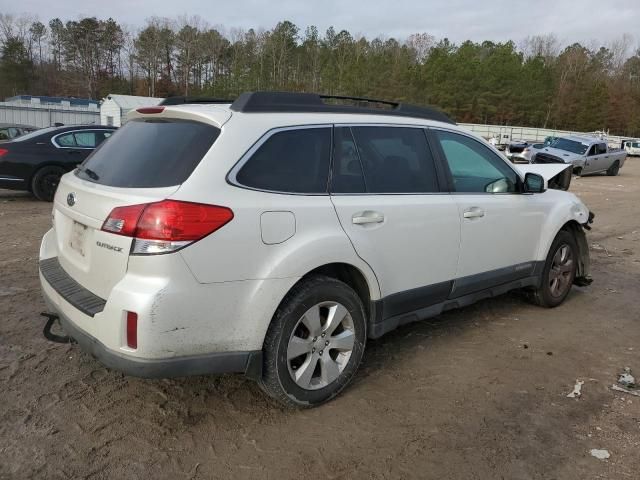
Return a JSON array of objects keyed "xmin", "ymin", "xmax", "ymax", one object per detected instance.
[
  {"xmin": 102, "ymin": 200, "xmax": 233, "ymax": 254},
  {"xmin": 0, "ymin": 148, "xmax": 9, "ymax": 157}
]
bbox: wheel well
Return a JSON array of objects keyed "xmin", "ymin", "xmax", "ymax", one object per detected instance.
[
  {"xmin": 304, "ymin": 263, "xmax": 372, "ymax": 317},
  {"xmin": 28, "ymin": 163, "xmax": 67, "ymax": 187},
  {"xmin": 560, "ymin": 220, "xmax": 591, "ymax": 282}
]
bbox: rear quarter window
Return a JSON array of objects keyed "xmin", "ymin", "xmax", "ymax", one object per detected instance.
[
  {"xmin": 56, "ymin": 133, "xmax": 77, "ymax": 147},
  {"xmin": 76, "ymin": 119, "xmax": 219, "ymax": 188},
  {"xmin": 235, "ymin": 127, "xmax": 331, "ymax": 194}
]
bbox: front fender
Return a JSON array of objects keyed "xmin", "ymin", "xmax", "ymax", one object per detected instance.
[
  {"xmin": 535, "ymin": 195, "xmax": 590, "ymax": 261},
  {"xmin": 535, "ymin": 193, "xmax": 592, "ymax": 284}
]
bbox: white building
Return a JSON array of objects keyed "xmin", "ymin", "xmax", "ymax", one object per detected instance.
[{"xmin": 100, "ymin": 94, "xmax": 162, "ymax": 127}]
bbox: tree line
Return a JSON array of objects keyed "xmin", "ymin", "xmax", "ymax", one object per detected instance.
[{"xmin": 1, "ymin": 14, "xmax": 640, "ymax": 136}]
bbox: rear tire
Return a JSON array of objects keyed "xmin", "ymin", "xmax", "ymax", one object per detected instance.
[
  {"xmin": 606, "ymin": 161, "xmax": 620, "ymax": 176},
  {"xmin": 529, "ymin": 230, "xmax": 578, "ymax": 308},
  {"xmin": 259, "ymin": 275, "xmax": 366, "ymax": 408},
  {"xmin": 31, "ymin": 166, "xmax": 65, "ymax": 202}
]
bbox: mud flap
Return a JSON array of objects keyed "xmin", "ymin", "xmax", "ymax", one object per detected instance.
[
  {"xmin": 41, "ymin": 312, "xmax": 74, "ymax": 344},
  {"xmin": 573, "ymin": 212, "xmax": 594, "ymax": 286}
]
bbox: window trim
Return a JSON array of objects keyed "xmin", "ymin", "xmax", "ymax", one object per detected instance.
[
  {"xmin": 226, "ymin": 124, "xmax": 334, "ymax": 196},
  {"xmin": 329, "ymin": 124, "xmax": 448, "ymax": 196},
  {"xmin": 51, "ymin": 129, "xmax": 115, "ymax": 150},
  {"xmin": 428, "ymin": 126, "xmax": 525, "ymax": 195}
]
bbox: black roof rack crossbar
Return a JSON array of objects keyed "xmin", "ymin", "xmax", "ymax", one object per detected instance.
[
  {"xmin": 160, "ymin": 96, "xmax": 234, "ymax": 106},
  {"xmin": 229, "ymin": 91, "xmax": 455, "ymax": 124},
  {"xmin": 319, "ymin": 94, "xmax": 399, "ymax": 108}
]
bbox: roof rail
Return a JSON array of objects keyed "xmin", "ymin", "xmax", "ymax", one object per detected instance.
[
  {"xmin": 230, "ymin": 91, "xmax": 455, "ymax": 124},
  {"xmin": 160, "ymin": 96, "xmax": 233, "ymax": 106}
]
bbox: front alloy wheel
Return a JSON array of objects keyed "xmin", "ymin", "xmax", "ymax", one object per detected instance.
[
  {"xmin": 549, "ymin": 244, "xmax": 574, "ymax": 298},
  {"xmin": 529, "ymin": 230, "xmax": 578, "ymax": 308}
]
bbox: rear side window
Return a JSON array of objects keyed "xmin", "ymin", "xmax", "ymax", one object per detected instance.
[
  {"xmin": 349, "ymin": 126, "xmax": 439, "ymax": 193},
  {"xmin": 236, "ymin": 127, "xmax": 331, "ymax": 193},
  {"xmin": 76, "ymin": 119, "xmax": 219, "ymax": 188},
  {"xmin": 74, "ymin": 132, "xmax": 97, "ymax": 148}
]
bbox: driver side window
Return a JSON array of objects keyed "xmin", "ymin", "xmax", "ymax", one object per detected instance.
[{"xmin": 434, "ymin": 130, "xmax": 518, "ymax": 193}]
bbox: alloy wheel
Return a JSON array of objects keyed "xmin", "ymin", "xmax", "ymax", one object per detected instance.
[
  {"xmin": 287, "ymin": 301, "xmax": 356, "ymax": 390},
  {"xmin": 549, "ymin": 244, "xmax": 574, "ymax": 297}
]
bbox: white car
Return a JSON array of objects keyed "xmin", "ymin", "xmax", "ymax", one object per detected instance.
[
  {"xmin": 624, "ymin": 140, "xmax": 640, "ymax": 156},
  {"xmin": 39, "ymin": 92, "xmax": 594, "ymax": 407}
]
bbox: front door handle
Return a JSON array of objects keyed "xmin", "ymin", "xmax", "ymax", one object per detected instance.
[
  {"xmin": 463, "ymin": 207, "xmax": 485, "ymax": 219},
  {"xmin": 352, "ymin": 211, "xmax": 385, "ymax": 225}
]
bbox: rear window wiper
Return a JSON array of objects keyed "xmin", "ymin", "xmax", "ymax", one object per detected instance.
[{"xmin": 76, "ymin": 165, "xmax": 99, "ymax": 181}]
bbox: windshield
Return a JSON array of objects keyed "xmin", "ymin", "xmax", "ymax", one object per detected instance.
[
  {"xmin": 549, "ymin": 138, "xmax": 588, "ymax": 155},
  {"xmin": 75, "ymin": 118, "xmax": 220, "ymax": 188},
  {"xmin": 633, "ymin": 142, "xmax": 640, "ymax": 148}
]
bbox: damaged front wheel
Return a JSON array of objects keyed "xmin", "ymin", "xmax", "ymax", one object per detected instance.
[{"xmin": 529, "ymin": 230, "xmax": 578, "ymax": 308}]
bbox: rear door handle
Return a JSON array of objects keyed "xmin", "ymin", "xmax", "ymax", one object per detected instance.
[
  {"xmin": 463, "ymin": 207, "xmax": 485, "ymax": 219},
  {"xmin": 352, "ymin": 211, "xmax": 385, "ymax": 225}
]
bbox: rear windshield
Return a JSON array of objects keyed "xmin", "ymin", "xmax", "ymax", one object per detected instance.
[{"xmin": 75, "ymin": 118, "xmax": 220, "ymax": 187}]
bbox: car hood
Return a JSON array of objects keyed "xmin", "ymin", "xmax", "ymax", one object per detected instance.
[
  {"xmin": 536, "ymin": 147, "xmax": 582, "ymax": 162},
  {"xmin": 514, "ymin": 163, "xmax": 573, "ymax": 191}
]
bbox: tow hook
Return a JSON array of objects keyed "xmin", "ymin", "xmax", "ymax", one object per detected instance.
[{"xmin": 41, "ymin": 312, "xmax": 74, "ymax": 344}]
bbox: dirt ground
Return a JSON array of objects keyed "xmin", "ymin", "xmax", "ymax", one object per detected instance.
[{"xmin": 1, "ymin": 161, "xmax": 639, "ymax": 480}]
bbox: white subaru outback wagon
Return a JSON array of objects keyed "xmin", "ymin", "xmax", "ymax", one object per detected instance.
[{"xmin": 39, "ymin": 92, "xmax": 593, "ymax": 407}]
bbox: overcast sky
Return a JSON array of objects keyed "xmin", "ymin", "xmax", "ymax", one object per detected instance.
[{"xmin": 6, "ymin": 0, "xmax": 640, "ymax": 46}]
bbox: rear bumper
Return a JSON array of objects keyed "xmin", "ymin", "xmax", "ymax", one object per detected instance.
[{"xmin": 41, "ymin": 285, "xmax": 262, "ymax": 379}]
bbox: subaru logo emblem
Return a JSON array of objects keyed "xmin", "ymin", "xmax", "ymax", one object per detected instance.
[{"xmin": 67, "ymin": 192, "xmax": 76, "ymax": 207}]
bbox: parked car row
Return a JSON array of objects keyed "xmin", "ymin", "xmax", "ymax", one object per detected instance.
[{"xmin": 38, "ymin": 91, "xmax": 594, "ymax": 407}]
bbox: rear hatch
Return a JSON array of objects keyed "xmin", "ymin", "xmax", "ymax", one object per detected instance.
[{"xmin": 51, "ymin": 112, "xmax": 225, "ymax": 299}]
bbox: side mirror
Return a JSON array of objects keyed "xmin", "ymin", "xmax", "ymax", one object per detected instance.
[{"xmin": 524, "ymin": 172, "xmax": 545, "ymax": 193}]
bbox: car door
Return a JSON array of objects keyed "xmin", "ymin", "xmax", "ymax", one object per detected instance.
[
  {"xmin": 53, "ymin": 131, "xmax": 86, "ymax": 166},
  {"xmin": 593, "ymin": 142, "xmax": 611, "ymax": 172},
  {"xmin": 329, "ymin": 125, "xmax": 461, "ymax": 318},
  {"xmin": 73, "ymin": 131, "xmax": 103, "ymax": 161},
  {"xmin": 583, "ymin": 144, "xmax": 600, "ymax": 173},
  {"xmin": 429, "ymin": 129, "xmax": 546, "ymax": 297}
]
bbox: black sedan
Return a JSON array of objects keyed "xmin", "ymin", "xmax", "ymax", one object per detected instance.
[{"xmin": 0, "ymin": 125, "xmax": 116, "ymax": 201}]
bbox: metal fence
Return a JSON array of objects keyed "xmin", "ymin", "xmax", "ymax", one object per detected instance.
[{"xmin": 0, "ymin": 104, "xmax": 100, "ymax": 128}]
